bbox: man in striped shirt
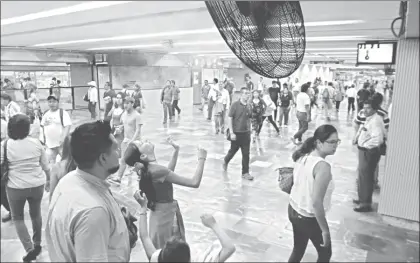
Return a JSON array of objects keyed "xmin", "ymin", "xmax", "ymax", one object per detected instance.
[{"xmin": 354, "ymin": 92, "xmax": 389, "ymax": 190}]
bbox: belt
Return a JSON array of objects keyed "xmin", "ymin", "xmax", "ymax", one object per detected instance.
[{"xmin": 357, "ymin": 146, "xmax": 379, "ymax": 151}]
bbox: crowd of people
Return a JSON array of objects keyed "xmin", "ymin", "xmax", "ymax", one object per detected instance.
[{"xmin": 0, "ymin": 72, "xmax": 393, "ymax": 262}]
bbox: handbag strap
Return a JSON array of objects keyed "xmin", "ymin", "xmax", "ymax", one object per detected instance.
[{"xmin": 2, "ymin": 139, "xmax": 8, "ymax": 165}]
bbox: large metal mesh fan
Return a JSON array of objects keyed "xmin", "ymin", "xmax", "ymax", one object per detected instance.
[{"xmin": 205, "ymin": 1, "xmax": 306, "ymax": 78}]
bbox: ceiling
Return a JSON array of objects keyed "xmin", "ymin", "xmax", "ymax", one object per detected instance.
[{"xmin": 1, "ymin": 1, "xmax": 401, "ymax": 64}]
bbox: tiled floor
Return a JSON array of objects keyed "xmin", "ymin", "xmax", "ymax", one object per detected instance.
[{"xmin": 1, "ymin": 89, "xmax": 419, "ymax": 262}]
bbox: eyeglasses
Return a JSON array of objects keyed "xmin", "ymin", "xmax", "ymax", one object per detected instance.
[{"xmin": 325, "ymin": 139, "xmax": 341, "ymax": 145}]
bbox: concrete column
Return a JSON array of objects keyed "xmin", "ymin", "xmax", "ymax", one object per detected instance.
[{"xmin": 378, "ymin": 38, "xmax": 419, "ymax": 222}]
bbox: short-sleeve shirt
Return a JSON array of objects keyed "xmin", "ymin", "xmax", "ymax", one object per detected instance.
[
  {"xmin": 279, "ymin": 91, "xmax": 293, "ymax": 107},
  {"xmin": 246, "ymin": 81, "xmax": 254, "ymax": 91},
  {"xmin": 355, "ymin": 107, "xmax": 389, "ymax": 130},
  {"xmin": 121, "ymin": 110, "xmax": 142, "ymax": 141},
  {"xmin": 268, "ymin": 87, "xmax": 280, "ymax": 103},
  {"xmin": 41, "ymin": 109, "xmax": 72, "ymax": 149},
  {"xmin": 228, "ymin": 100, "xmax": 251, "ymax": 133},
  {"xmin": 357, "ymin": 89, "xmax": 371, "ymax": 102},
  {"xmin": 296, "ymin": 93, "xmax": 310, "ymax": 113}
]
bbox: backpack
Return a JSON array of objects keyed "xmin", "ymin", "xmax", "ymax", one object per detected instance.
[{"xmin": 322, "ymin": 88, "xmax": 330, "ymax": 102}]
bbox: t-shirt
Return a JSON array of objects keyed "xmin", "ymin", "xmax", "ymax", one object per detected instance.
[
  {"xmin": 279, "ymin": 91, "xmax": 293, "ymax": 107},
  {"xmin": 268, "ymin": 87, "xmax": 280, "ymax": 104},
  {"xmin": 121, "ymin": 110, "xmax": 142, "ymax": 141},
  {"xmin": 229, "ymin": 100, "xmax": 251, "ymax": 133},
  {"xmin": 296, "ymin": 92, "xmax": 310, "ymax": 113},
  {"xmin": 41, "ymin": 109, "xmax": 72, "ymax": 149},
  {"xmin": 103, "ymin": 89, "xmax": 117, "ymax": 114},
  {"xmin": 357, "ymin": 89, "xmax": 371, "ymax": 102}
]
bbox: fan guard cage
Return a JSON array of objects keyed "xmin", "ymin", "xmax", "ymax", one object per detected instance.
[{"xmin": 205, "ymin": 1, "xmax": 306, "ymax": 79}]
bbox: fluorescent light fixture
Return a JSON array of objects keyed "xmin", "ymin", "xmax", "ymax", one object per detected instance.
[
  {"xmin": 1, "ymin": 1, "xmax": 132, "ymax": 26},
  {"xmin": 88, "ymin": 43, "xmax": 162, "ymax": 51},
  {"xmin": 31, "ymin": 19, "xmax": 365, "ymax": 47},
  {"xmin": 34, "ymin": 28, "xmax": 218, "ymax": 47},
  {"xmin": 85, "ymin": 37, "xmax": 367, "ymax": 51},
  {"xmin": 314, "ymin": 52, "xmax": 357, "ymax": 55},
  {"xmin": 170, "ymin": 50, "xmax": 230, "ymax": 55},
  {"xmin": 306, "ymin": 48, "xmax": 356, "ymax": 51}
]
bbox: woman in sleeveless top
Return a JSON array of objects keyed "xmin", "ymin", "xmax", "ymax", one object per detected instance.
[
  {"xmin": 124, "ymin": 137, "xmax": 207, "ymax": 249},
  {"xmin": 108, "ymin": 92, "xmax": 125, "ymax": 156},
  {"xmin": 49, "ymin": 135, "xmax": 77, "ymax": 200},
  {"xmin": 288, "ymin": 124, "xmax": 340, "ymax": 263}
]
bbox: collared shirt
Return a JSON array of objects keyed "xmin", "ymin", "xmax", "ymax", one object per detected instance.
[
  {"xmin": 355, "ymin": 107, "xmax": 389, "ymax": 130},
  {"xmin": 357, "ymin": 113, "xmax": 385, "ymax": 149},
  {"xmin": 346, "ymin": 87, "xmax": 356, "ymax": 98},
  {"xmin": 216, "ymin": 89, "xmax": 230, "ymax": 106},
  {"xmin": 208, "ymin": 85, "xmax": 219, "ymax": 101},
  {"xmin": 5, "ymin": 101, "xmax": 20, "ymax": 122},
  {"xmin": 46, "ymin": 168, "xmax": 131, "ymax": 262},
  {"xmin": 88, "ymin": 87, "xmax": 98, "ymax": 103}
]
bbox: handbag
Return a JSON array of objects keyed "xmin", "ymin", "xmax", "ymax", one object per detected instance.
[
  {"xmin": 380, "ymin": 140, "xmax": 387, "ymax": 156},
  {"xmin": 276, "ymin": 167, "xmax": 294, "ymax": 194},
  {"xmin": 121, "ymin": 206, "xmax": 139, "ymax": 249},
  {"xmin": 83, "ymin": 93, "xmax": 89, "ymax": 102},
  {"xmin": 226, "ymin": 128, "xmax": 231, "ymax": 141},
  {"xmin": 1, "ymin": 139, "xmax": 9, "ymax": 186}
]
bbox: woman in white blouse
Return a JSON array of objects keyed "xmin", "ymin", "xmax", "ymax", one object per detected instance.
[
  {"xmin": 0, "ymin": 114, "xmax": 51, "ymax": 262},
  {"xmin": 288, "ymin": 124, "xmax": 340, "ymax": 262}
]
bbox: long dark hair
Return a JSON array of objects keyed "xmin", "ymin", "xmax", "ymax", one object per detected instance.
[
  {"xmin": 61, "ymin": 134, "xmax": 77, "ymax": 174},
  {"xmin": 124, "ymin": 143, "xmax": 157, "ymax": 211},
  {"xmin": 292, "ymin": 124, "xmax": 338, "ymax": 162},
  {"xmin": 114, "ymin": 92, "xmax": 125, "ymax": 108}
]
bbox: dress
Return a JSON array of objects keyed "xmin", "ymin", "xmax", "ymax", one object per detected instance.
[
  {"xmin": 251, "ymin": 99, "xmax": 266, "ymax": 133},
  {"xmin": 147, "ymin": 164, "xmax": 185, "ymax": 249}
]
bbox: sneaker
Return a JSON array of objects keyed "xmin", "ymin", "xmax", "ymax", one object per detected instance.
[
  {"xmin": 242, "ymin": 173, "xmax": 254, "ymax": 181},
  {"xmin": 353, "ymin": 206, "xmax": 373, "ymax": 213},
  {"xmin": 108, "ymin": 177, "xmax": 121, "ymax": 185},
  {"xmin": 222, "ymin": 161, "xmax": 228, "ymax": 171},
  {"xmin": 1, "ymin": 212, "xmax": 11, "ymax": 223},
  {"xmin": 22, "ymin": 245, "xmax": 42, "ymax": 262}
]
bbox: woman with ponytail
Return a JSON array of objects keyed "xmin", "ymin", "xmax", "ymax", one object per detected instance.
[
  {"xmin": 288, "ymin": 124, "xmax": 340, "ymax": 263},
  {"xmin": 124, "ymin": 137, "xmax": 207, "ymax": 250}
]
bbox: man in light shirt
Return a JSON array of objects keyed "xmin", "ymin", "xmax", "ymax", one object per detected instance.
[
  {"xmin": 87, "ymin": 81, "xmax": 98, "ymax": 120},
  {"xmin": 291, "ymin": 84, "xmax": 311, "ymax": 145},
  {"xmin": 352, "ymin": 99, "xmax": 385, "ymax": 213},
  {"xmin": 207, "ymin": 78, "xmax": 219, "ymax": 121},
  {"xmin": 346, "ymin": 84, "xmax": 357, "ymax": 112},
  {"xmin": 215, "ymin": 82, "xmax": 230, "ymax": 134},
  {"xmin": 257, "ymin": 77, "xmax": 264, "ymax": 92},
  {"xmin": 41, "ymin": 95, "xmax": 72, "ymax": 164},
  {"xmin": 291, "ymin": 78, "xmax": 301, "ymax": 106},
  {"xmin": 46, "ymin": 121, "xmax": 131, "ymax": 262}
]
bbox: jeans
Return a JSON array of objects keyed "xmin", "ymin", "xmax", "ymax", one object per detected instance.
[
  {"xmin": 1, "ymin": 184, "xmax": 10, "ymax": 212},
  {"xmin": 348, "ymin": 97, "xmax": 355, "ymax": 112},
  {"xmin": 88, "ymin": 102, "xmax": 96, "ymax": 119},
  {"xmin": 172, "ymin": 100, "xmax": 181, "ymax": 115},
  {"xmin": 273, "ymin": 105, "xmax": 278, "ymax": 121},
  {"xmin": 6, "ymin": 185, "xmax": 44, "ymax": 252},
  {"xmin": 258, "ymin": 116, "xmax": 279, "ymax": 133},
  {"xmin": 215, "ymin": 110, "xmax": 225, "ymax": 132},
  {"xmin": 117, "ymin": 141, "xmax": 129, "ymax": 179},
  {"xmin": 294, "ymin": 112, "xmax": 308, "ymax": 142},
  {"xmin": 163, "ymin": 102, "xmax": 173, "ymax": 122},
  {"xmin": 357, "ymin": 147, "xmax": 381, "ymax": 206},
  {"xmin": 288, "ymin": 205, "xmax": 332, "ymax": 262},
  {"xmin": 207, "ymin": 99, "xmax": 215, "ymax": 120},
  {"xmin": 335, "ymin": 100, "xmax": 341, "ymax": 110},
  {"xmin": 279, "ymin": 106, "xmax": 290, "ymax": 125},
  {"xmin": 224, "ymin": 132, "xmax": 250, "ymax": 174}
]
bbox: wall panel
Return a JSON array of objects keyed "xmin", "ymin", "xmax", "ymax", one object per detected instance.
[{"xmin": 378, "ymin": 39, "xmax": 419, "ymax": 222}]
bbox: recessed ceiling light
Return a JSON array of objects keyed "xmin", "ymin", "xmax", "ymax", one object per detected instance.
[{"xmin": 2, "ymin": 1, "xmax": 132, "ymax": 26}]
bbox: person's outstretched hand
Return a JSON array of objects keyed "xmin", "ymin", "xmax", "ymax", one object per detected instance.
[
  {"xmin": 134, "ymin": 190, "xmax": 148, "ymax": 209},
  {"xmin": 197, "ymin": 146, "xmax": 207, "ymax": 160},
  {"xmin": 201, "ymin": 213, "xmax": 216, "ymax": 229},
  {"xmin": 166, "ymin": 136, "xmax": 179, "ymax": 150}
]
